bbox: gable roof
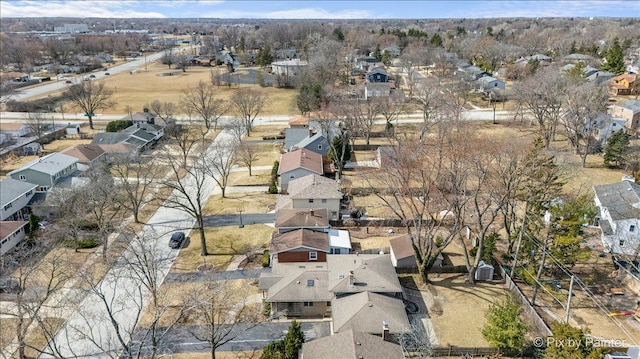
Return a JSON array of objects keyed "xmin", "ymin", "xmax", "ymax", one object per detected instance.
[
  {"xmin": 0, "ymin": 122, "xmax": 28, "ymax": 132},
  {"xmin": 278, "ymin": 148, "xmax": 323, "ymax": 175},
  {"xmin": 332, "ymin": 291, "xmax": 410, "ymax": 335},
  {"xmin": 294, "ymin": 132, "xmax": 328, "ymax": 152},
  {"xmin": 288, "ymin": 115, "xmax": 309, "ymax": 127},
  {"xmin": 389, "ymin": 234, "xmax": 415, "ymax": 260},
  {"xmin": 92, "ymin": 132, "xmax": 131, "ymax": 145},
  {"xmin": 284, "ymin": 128, "xmax": 311, "ymax": 151},
  {"xmin": 261, "ymin": 262, "xmax": 332, "ymax": 302},
  {"xmin": 275, "ymin": 208, "xmax": 329, "ymax": 228},
  {"xmin": 327, "ymin": 254, "xmax": 403, "ymax": 295},
  {"xmin": 287, "ymin": 174, "xmax": 342, "ymax": 200},
  {"xmin": 618, "ymin": 99, "xmax": 640, "ymax": 114},
  {"xmin": 594, "ymin": 181, "xmax": 640, "ymax": 221},
  {"xmin": 270, "ymin": 229, "xmax": 329, "ymax": 254},
  {"xmin": 7, "ymin": 152, "xmax": 78, "ymax": 176},
  {"xmin": 0, "ymin": 178, "xmax": 37, "ymax": 208},
  {"xmin": 0, "ymin": 221, "xmax": 28, "ymax": 239},
  {"xmin": 301, "ymin": 329, "xmax": 403, "ymax": 359},
  {"xmin": 61, "ymin": 144, "xmax": 105, "ymax": 164},
  {"xmin": 97, "ymin": 143, "xmax": 137, "ymax": 154},
  {"xmin": 367, "ymin": 67, "xmax": 388, "ymax": 76}
]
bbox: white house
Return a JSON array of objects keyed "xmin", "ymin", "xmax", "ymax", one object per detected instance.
[
  {"xmin": 1, "ymin": 221, "xmax": 29, "ymax": 255},
  {"xmin": 476, "ymin": 75, "xmax": 506, "ymax": 91},
  {"xmin": 271, "ymin": 59, "xmax": 307, "ymax": 77},
  {"xmin": 594, "ymin": 180, "xmax": 640, "ymax": 255}
]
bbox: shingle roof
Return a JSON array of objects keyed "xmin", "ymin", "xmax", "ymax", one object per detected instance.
[
  {"xmin": 327, "ymin": 254, "xmax": 403, "ymax": 295},
  {"xmin": 389, "ymin": 234, "xmax": 414, "ymax": 260},
  {"xmin": 262, "ymin": 262, "xmax": 332, "ymax": 302},
  {"xmin": 332, "ymin": 292, "xmax": 410, "ymax": 335},
  {"xmin": 619, "ymin": 99, "xmax": 640, "ymax": 114},
  {"xmin": 594, "ymin": 181, "xmax": 640, "ymax": 221},
  {"xmin": 301, "ymin": 329, "xmax": 404, "ymax": 359},
  {"xmin": 288, "ymin": 115, "xmax": 309, "ymax": 127},
  {"xmin": 284, "ymin": 128, "xmax": 311, "ymax": 151},
  {"xmin": 92, "ymin": 132, "xmax": 130, "ymax": 145},
  {"xmin": 294, "ymin": 133, "xmax": 328, "ymax": 152},
  {"xmin": 270, "ymin": 229, "xmax": 329, "ymax": 254},
  {"xmin": 0, "ymin": 221, "xmax": 28, "ymax": 240},
  {"xmin": 0, "ymin": 178, "xmax": 37, "ymax": 208},
  {"xmin": 278, "ymin": 148, "xmax": 323, "ymax": 175},
  {"xmin": 275, "ymin": 208, "xmax": 329, "ymax": 229},
  {"xmin": 287, "ymin": 174, "xmax": 342, "ymax": 200},
  {"xmin": 7, "ymin": 153, "xmax": 78, "ymax": 176},
  {"xmin": 61, "ymin": 144, "xmax": 105, "ymax": 164},
  {"xmin": 0, "ymin": 123, "xmax": 28, "ymax": 132}
]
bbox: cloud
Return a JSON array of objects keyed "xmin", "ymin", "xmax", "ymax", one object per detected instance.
[
  {"xmin": 0, "ymin": 0, "xmax": 166, "ymax": 18},
  {"xmin": 459, "ymin": 0, "xmax": 639, "ymax": 18},
  {"xmin": 203, "ymin": 7, "xmax": 378, "ymax": 19}
]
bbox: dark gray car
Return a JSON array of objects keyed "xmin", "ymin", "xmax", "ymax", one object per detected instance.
[{"xmin": 169, "ymin": 232, "xmax": 185, "ymax": 249}]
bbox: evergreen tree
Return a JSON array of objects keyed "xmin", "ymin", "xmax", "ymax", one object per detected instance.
[
  {"xmin": 333, "ymin": 27, "xmax": 345, "ymax": 41},
  {"xmin": 373, "ymin": 44, "xmax": 382, "ymax": 61},
  {"xmin": 603, "ymin": 130, "xmax": 630, "ymax": 167},
  {"xmin": 28, "ymin": 213, "xmax": 39, "ymax": 240},
  {"xmin": 283, "ymin": 320, "xmax": 305, "ymax": 359},
  {"xmin": 295, "ymin": 83, "xmax": 322, "ymax": 115},
  {"xmin": 381, "ymin": 50, "xmax": 392, "ymax": 66},
  {"xmin": 549, "ymin": 195, "xmax": 596, "ymax": 266},
  {"xmin": 429, "ymin": 33, "xmax": 443, "ymax": 47},
  {"xmin": 257, "ymin": 45, "xmax": 273, "ymax": 68},
  {"xmin": 482, "ymin": 297, "xmax": 527, "ymax": 351},
  {"xmin": 600, "ymin": 38, "xmax": 625, "ymax": 75},
  {"xmin": 543, "ymin": 323, "xmax": 608, "ymax": 359}
]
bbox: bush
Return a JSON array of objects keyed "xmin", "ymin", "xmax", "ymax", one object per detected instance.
[
  {"xmin": 263, "ymin": 302, "xmax": 271, "ymax": 317},
  {"xmin": 271, "ymin": 160, "xmax": 280, "ymax": 178},
  {"xmin": 65, "ymin": 238, "xmax": 100, "ymax": 249},
  {"xmin": 268, "ymin": 180, "xmax": 278, "ymax": 194},
  {"xmin": 262, "ymin": 250, "xmax": 270, "ymax": 267},
  {"xmin": 77, "ymin": 219, "xmax": 100, "ymax": 231},
  {"xmin": 105, "ymin": 120, "xmax": 133, "ymax": 132}
]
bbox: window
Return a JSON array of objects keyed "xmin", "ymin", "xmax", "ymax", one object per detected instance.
[
  {"xmin": 19, "ymin": 175, "xmax": 26, "ymax": 181},
  {"xmin": 321, "ymin": 199, "xmax": 327, "ymax": 203},
  {"xmin": 308, "ymin": 199, "xmax": 314, "ymax": 203},
  {"xmin": 631, "ymin": 225, "xmax": 636, "ymax": 233},
  {"xmin": 289, "ymin": 175, "xmax": 295, "ymax": 179},
  {"xmin": 4, "ymin": 203, "xmax": 12, "ymax": 211},
  {"xmin": 318, "ymin": 145, "xmax": 322, "ymax": 151},
  {"xmin": 309, "ymin": 252, "xmax": 318, "ymax": 261},
  {"xmin": 25, "ymin": 190, "xmax": 32, "ymax": 197},
  {"xmin": 307, "ymin": 279, "xmax": 314, "ymax": 287},
  {"xmin": 303, "ymin": 302, "xmax": 314, "ymax": 307},
  {"xmin": 619, "ymin": 239, "xmax": 625, "ymax": 247}
]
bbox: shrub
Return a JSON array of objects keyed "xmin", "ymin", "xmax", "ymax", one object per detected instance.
[
  {"xmin": 77, "ymin": 219, "xmax": 99, "ymax": 231},
  {"xmin": 262, "ymin": 250, "xmax": 270, "ymax": 267},
  {"xmin": 271, "ymin": 160, "xmax": 280, "ymax": 178},
  {"xmin": 105, "ymin": 120, "xmax": 133, "ymax": 132},
  {"xmin": 268, "ymin": 180, "xmax": 278, "ymax": 194},
  {"xmin": 263, "ymin": 302, "xmax": 271, "ymax": 317},
  {"xmin": 65, "ymin": 238, "xmax": 100, "ymax": 249}
]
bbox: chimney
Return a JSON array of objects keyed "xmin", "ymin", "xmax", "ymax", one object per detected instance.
[
  {"xmin": 349, "ymin": 270, "xmax": 354, "ymax": 286},
  {"xmin": 309, "ymin": 129, "xmax": 314, "ymax": 137},
  {"xmin": 382, "ymin": 321, "xmax": 390, "ymax": 341},
  {"xmin": 310, "ymin": 209, "xmax": 314, "ymax": 216}
]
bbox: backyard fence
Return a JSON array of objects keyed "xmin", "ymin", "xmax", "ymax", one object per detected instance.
[{"xmin": 501, "ymin": 266, "xmax": 553, "ymax": 336}]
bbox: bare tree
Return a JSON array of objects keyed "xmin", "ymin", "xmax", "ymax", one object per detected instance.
[
  {"xmin": 202, "ymin": 136, "xmax": 239, "ymax": 199},
  {"xmin": 146, "ymin": 100, "xmax": 177, "ymax": 126},
  {"xmin": 230, "ymin": 89, "xmax": 267, "ymax": 137},
  {"xmin": 414, "ymin": 77, "xmax": 449, "ymax": 139},
  {"xmin": 561, "ymin": 80, "xmax": 609, "ymax": 167},
  {"xmin": 111, "ymin": 154, "xmax": 164, "ymax": 224},
  {"xmin": 164, "ymin": 124, "xmax": 204, "ymax": 168},
  {"xmin": 64, "ymin": 80, "xmax": 115, "ymax": 130},
  {"xmin": 186, "ymin": 280, "xmax": 260, "ymax": 359},
  {"xmin": 25, "ymin": 112, "xmax": 51, "ymax": 148},
  {"xmin": 236, "ymin": 142, "xmax": 260, "ymax": 176},
  {"xmin": 399, "ymin": 320, "xmax": 434, "ymax": 359},
  {"xmin": 181, "ymin": 81, "xmax": 228, "ymax": 132},
  {"xmin": 375, "ymin": 95, "xmax": 405, "ymax": 137},
  {"xmin": 335, "ymin": 96, "xmax": 381, "ymax": 146}
]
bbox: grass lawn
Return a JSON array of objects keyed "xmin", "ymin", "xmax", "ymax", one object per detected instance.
[
  {"xmin": 171, "ymin": 224, "xmax": 273, "ymax": 273},
  {"xmin": 227, "ymin": 170, "xmax": 272, "ymax": 187},
  {"xmin": 203, "ymin": 191, "xmax": 276, "ymax": 215},
  {"xmin": 171, "ymin": 352, "xmax": 262, "ymax": 359},
  {"xmin": 235, "ymin": 142, "xmax": 281, "ymax": 168}
]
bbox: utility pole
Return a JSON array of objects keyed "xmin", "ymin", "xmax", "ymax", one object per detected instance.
[
  {"xmin": 565, "ymin": 275, "xmax": 575, "ymax": 323},
  {"xmin": 532, "ymin": 219, "xmax": 553, "ymax": 306},
  {"xmin": 510, "ymin": 205, "xmax": 529, "ymax": 278}
]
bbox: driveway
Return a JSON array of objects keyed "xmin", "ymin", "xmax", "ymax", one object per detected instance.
[{"xmin": 131, "ymin": 321, "xmax": 331, "ymax": 355}]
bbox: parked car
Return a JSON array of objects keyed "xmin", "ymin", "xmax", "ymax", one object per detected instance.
[
  {"xmin": 169, "ymin": 232, "xmax": 185, "ymax": 249},
  {"xmin": 65, "ymin": 80, "xmax": 72, "ymax": 84},
  {"xmin": 89, "ymin": 74, "xmax": 96, "ymax": 78},
  {"xmin": 104, "ymin": 72, "xmax": 110, "ymax": 75}
]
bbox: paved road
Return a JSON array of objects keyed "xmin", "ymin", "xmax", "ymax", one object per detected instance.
[
  {"xmin": 8, "ymin": 52, "xmax": 166, "ymax": 102},
  {"xmin": 44, "ymin": 130, "xmax": 237, "ymax": 358},
  {"xmin": 131, "ymin": 321, "xmax": 331, "ymax": 355},
  {"xmin": 203, "ymin": 213, "xmax": 275, "ymax": 227}
]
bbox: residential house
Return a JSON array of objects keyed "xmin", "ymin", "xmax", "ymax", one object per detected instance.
[
  {"xmin": 290, "ymin": 130, "xmax": 330, "ymax": 156},
  {"xmin": 271, "ymin": 59, "xmax": 307, "ymax": 77},
  {"xmin": 328, "ymin": 229, "xmax": 352, "ymax": 254},
  {"xmin": 456, "ymin": 64, "xmax": 489, "ymax": 80},
  {"xmin": 593, "ymin": 180, "xmax": 640, "ymax": 255},
  {"xmin": 389, "ymin": 234, "xmax": 443, "ymax": 268},
  {"xmin": 275, "ymin": 208, "xmax": 330, "ymax": 234},
  {"xmin": 22, "ymin": 143, "xmax": 41, "ymax": 156},
  {"xmin": 128, "ymin": 123, "xmax": 164, "ymax": 141},
  {"xmin": 1, "ymin": 221, "xmax": 29, "ymax": 256},
  {"xmin": 270, "ymin": 229, "xmax": 330, "ymax": 264},
  {"xmin": 258, "ymin": 261, "xmax": 332, "ymax": 318},
  {"xmin": 276, "ymin": 174, "xmax": 342, "ymax": 219},
  {"xmin": 278, "ymin": 148, "xmax": 324, "ymax": 189},
  {"xmin": 0, "ymin": 178, "xmax": 37, "ymax": 221},
  {"xmin": 331, "ymin": 291, "xmax": 410, "ymax": 335},
  {"xmin": 96, "ymin": 143, "xmax": 137, "ymax": 159},
  {"xmin": 0, "ymin": 122, "xmax": 29, "ymax": 138},
  {"xmin": 383, "ymin": 46, "xmax": 401, "ymax": 57},
  {"xmin": 0, "ymin": 133, "xmax": 8, "ymax": 145},
  {"xmin": 591, "ymin": 114, "xmax": 627, "ymax": 143},
  {"xmin": 124, "ymin": 109, "xmax": 156, "ymax": 125},
  {"xmin": 65, "ymin": 123, "xmax": 81, "ymax": 136},
  {"xmin": 327, "ymin": 254, "xmax": 404, "ymax": 297},
  {"xmin": 288, "ymin": 115, "xmax": 309, "ymax": 128},
  {"xmin": 61, "ymin": 144, "xmax": 106, "ymax": 171},
  {"xmin": 586, "ymin": 70, "xmax": 614, "ymax": 84},
  {"xmin": 284, "ymin": 128, "xmax": 313, "ymax": 152},
  {"xmin": 476, "ymin": 75, "xmax": 506, "ymax": 91},
  {"xmin": 609, "ymin": 74, "xmax": 639, "ymax": 96},
  {"xmin": 300, "ymin": 329, "xmax": 404, "ymax": 359},
  {"xmin": 8, "ymin": 152, "xmax": 78, "ymax": 192},
  {"xmin": 563, "ymin": 54, "xmax": 596, "ymax": 64},
  {"xmin": 365, "ymin": 67, "xmax": 389, "ymax": 83},
  {"xmin": 364, "ymin": 83, "xmax": 392, "ymax": 100},
  {"xmin": 609, "ymin": 99, "xmax": 640, "ymax": 132},
  {"xmin": 275, "ymin": 48, "xmax": 298, "ymax": 60},
  {"xmin": 91, "ymin": 122, "xmax": 163, "ymax": 152}
]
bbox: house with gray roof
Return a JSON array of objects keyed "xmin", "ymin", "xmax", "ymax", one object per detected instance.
[
  {"xmin": 1, "ymin": 220, "xmax": 29, "ymax": 256},
  {"xmin": 594, "ymin": 180, "xmax": 640, "ymax": 255},
  {"xmin": 7, "ymin": 153, "xmax": 78, "ymax": 192},
  {"xmin": 91, "ymin": 122, "xmax": 162, "ymax": 152},
  {"xmin": 300, "ymin": 329, "xmax": 404, "ymax": 359},
  {"xmin": 275, "ymin": 208, "xmax": 330, "ymax": 234},
  {"xmin": 292, "ymin": 131, "xmax": 330, "ymax": 156},
  {"xmin": 476, "ymin": 75, "xmax": 505, "ymax": 92},
  {"xmin": 270, "ymin": 229, "xmax": 330, "ymax": 264},
  {"xmin": 278, "ymin": 148, "xmax": 324, "ymax": 190},
  {"xmin": 0, "ymin": 178, "xmax": 37, "ymax": 221},
  {"xmin": 276, "ymin": 174, "xmax": 342, "ymax": 219},
  {"xmin": 327, "ymin": 254, "xmax": 403, "ymax": 297},
  {"xmin": 284, "ymin": 128, "xmax": 312, "ymax": 152},
  {"xmin": 610, "ymin": 99, "xmax": 640, "ymax": 132},
  {"xmin": 331, "ymin": 291, "xmax": 410, "ymax": 336}
]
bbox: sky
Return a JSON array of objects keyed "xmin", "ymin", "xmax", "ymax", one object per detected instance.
[{"xmin": 1, "ymin": 0, "xmax": 639, "ymax": 19}]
